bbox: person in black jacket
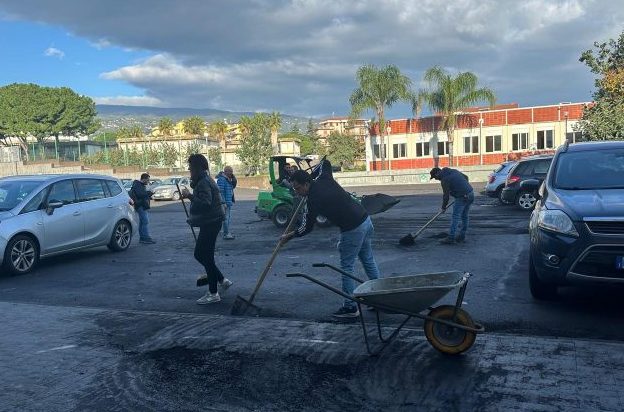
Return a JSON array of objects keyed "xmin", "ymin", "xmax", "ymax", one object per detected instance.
[
  {"xmin": 282, "ymin": 161, "xmax": 381, "ymax": 318},
  {"xmin": 430, "ymin": 167, "xmax": 475, "ymax": 244},
  {"xmin": 181, "ymin": 154, "xmax": 233, "ymax": 304},
  {"xmin": 130, "ymin": 173, "xmax": 155, "ymax": 244}
]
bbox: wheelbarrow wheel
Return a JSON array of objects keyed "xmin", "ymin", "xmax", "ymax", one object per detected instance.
[{"xmin": 424, "ymin": 305, "xmax": 477, "ymax": 355}]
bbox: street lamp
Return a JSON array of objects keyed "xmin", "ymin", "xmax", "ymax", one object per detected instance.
[
  {"xmin": 386, "ymin": 125, "xmax": 392, "ymax": 171},
  {"xmin": 564, "ymin": 111, "xmax": 569, "ymax": 143},
  {"xmin": 478, "ymin": 118, "xmax": 484, "ymax": 166}
]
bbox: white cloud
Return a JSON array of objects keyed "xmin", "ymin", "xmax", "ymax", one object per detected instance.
[
  {"xmin": 92, "ymin": 95, "xmax": 162, "ymax": 106},
  {"xmin": 3, "ymin": 0, "xmax": 623, "ymax": 115},
  {"xmin": 90, "ymin": 38, "xmax": 111, "ymax": 50},
  {"xmin": 43, "ymin": 47, "xmax": 64, "ymax": 59}
]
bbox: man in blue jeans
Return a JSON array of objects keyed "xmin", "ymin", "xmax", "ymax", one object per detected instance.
[
  {"xmin": 216, "ymin": 166, "xmax": 236, "ymax": 240},
  {"xmin": 130, "ymin": 173, "xmax": 155, "ymax": 244},
  {"xmin": 282, "ymin": 162, "xmax": 381, "ymax": 318},
  {"xmin": 430, "ymin": 167, "xmax": 474, "ymax": 244}
]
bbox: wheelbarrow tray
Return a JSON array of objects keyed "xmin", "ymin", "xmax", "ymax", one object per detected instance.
[{"xmin": 353, "ymin": 271, "xmax": 466, "ymax": 314}]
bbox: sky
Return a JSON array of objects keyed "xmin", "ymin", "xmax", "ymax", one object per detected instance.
[{"xmin": 0, "ymin": 0, "xmax": 622, "ymax": 118}]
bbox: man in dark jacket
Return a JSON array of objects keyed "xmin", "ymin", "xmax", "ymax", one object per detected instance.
[
  {"xmin": 130, "ymin": 173, "xmax": 155, "ymax": 244},
  {"xmin": 282, "ymin": 161, "xmax": 381, "ymax": 318},
  {"xmin": 430, "ymin": 167, "xmax": 474, "ymax": 244}
]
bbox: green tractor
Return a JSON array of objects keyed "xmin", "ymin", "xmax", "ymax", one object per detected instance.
[{"xmin": 255, "ymin": 155, "xmax": 399, "ymax": 228}]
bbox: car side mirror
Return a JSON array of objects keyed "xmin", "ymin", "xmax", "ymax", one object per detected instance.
[
  {"xmin": 46, "ymin": 200, "xmax": 63, "ymax": 215},
  {"xmin": 538, "ymin": 183, "xmax": 546, "ymax": 199}
]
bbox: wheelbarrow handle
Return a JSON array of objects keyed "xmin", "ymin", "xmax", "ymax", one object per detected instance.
[
  {"xmin": 311, "ymin": 263, "xmax": 365, "ymax": 283},
  {"xmin": 286, "ymin": 272, "xmax": 359, "ymax": 301}
]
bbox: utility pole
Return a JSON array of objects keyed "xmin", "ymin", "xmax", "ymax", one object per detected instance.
[{"xmin": 479, "ymin": 117, "xmax": 484, "ymax": 165}]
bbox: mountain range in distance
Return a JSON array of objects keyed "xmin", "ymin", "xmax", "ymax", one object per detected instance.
[{"xmin": 96, "ymin": 104, "xmax": 317, "ymax": 132}]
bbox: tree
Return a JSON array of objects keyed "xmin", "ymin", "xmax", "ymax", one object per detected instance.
[
  {"xmin": 208, "ymin": 147, "xmax": 224, "ymax": 172},
  {"xmin": 158, "ymin": 117, "xmax": 175, "ymax": 137},
  {"xmin": 420, "ymin": 66, "xmax": 496, "ymax": 166},
  {"xmin": 208, "ymin": 120, "xmax": 228, "ymax": 148},
  {"xmin": 183, "ymin": 116, "xmax": 205, "ymax": 136},
  {"xmin": 235, "ymin": 113, "xmax": 273, "ymax": 175},
  {"xmin": 268, "ymin": 112, "xmax": 282, "ymax": 153},
  {"xmin": 576, "ymin": 31, "xmax": 624, "ymax": 140},
  {"xmin": 350, "ymin": 65, "xmax": 415, "ymax": 170},
  {"xmin": 326, "ymin": 132, "xmax": 365, "ymax": 170}
]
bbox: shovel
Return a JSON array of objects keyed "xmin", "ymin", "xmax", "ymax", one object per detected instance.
[
  {"xmin": 231, "ymin": 197, "xmax": 307, "ymax": 316},
  {"xmin": 399, "ymin": 201, "xmax": 454, "ymax": 246}
]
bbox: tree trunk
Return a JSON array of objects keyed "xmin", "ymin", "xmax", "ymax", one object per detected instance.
[{"xmin": 447, "ymin": 128, "xmax": 454, "ymax": 167}]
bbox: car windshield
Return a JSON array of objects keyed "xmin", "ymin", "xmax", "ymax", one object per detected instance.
[
  {"xmin": 0, "ymin": 180, "xmax": 41, "ymax": 211},
  {"xmin": 160, "ymin": 178, "xmax": 180, "ymax": 185},
  {"xmin": 554, "ymin": 149, "xmax": 624, "ymax": 190}
]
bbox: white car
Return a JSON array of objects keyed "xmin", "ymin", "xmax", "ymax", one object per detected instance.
[
  {"xmin": 0, "ymin": 174, "xmax": 137, "ymax": 275},
  {"xmin": 151, "ymin": 177, "xmax": 191, "ymax": 201}
]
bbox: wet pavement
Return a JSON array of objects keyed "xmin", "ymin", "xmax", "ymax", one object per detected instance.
[{"xmin": 2, "ymin": 184, "xmax": 624, "ymax": 410}]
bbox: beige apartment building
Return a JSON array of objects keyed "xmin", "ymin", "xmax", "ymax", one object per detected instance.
[{"xmin": 316, "ymin": 117, "xmax": 369, "ymax": 145}]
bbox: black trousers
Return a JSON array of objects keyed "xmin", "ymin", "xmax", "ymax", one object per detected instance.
[{"xmin": 194, "ymin": 221, "xmax": 225, "ymax": 293}]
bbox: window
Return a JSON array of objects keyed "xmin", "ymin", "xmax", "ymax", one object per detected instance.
[
  {"xmin": 373, "ymin": 144, "xmax": 386, "ymax": 159},
  {"xmin": 21, "ymin": 188, "xmax": 49, "ymax": 214},
  {"xmin": 75, "ymin": 179, "xmax": 106, "ymax": 202},
  {"xmin": 566, "ymin": 131, "xmax": 582, "ymax": 143},
  {"xmin": 463, "ymin": 136, "xmax": 479, "ymax": 154},
  {"xmin": 554, "ymin": 150, "xmax": 624, "ymax": 189},
  {"xmin": 416, "ymin": 142, "xmax": 430, "ymax": 157},
  {"xmin": 437, "ymin": 142, "xmax": 449, "ymax": 156},
  {"xmin": 512, "ymin": 133, "xmax": 528, "ymax": 151},
  {"xmin": 485, "ymin": 135, "xmax": 502, "ymax": 153},
  {"xmin": 537, "ymin": 130, "xmax": 554, "ymax": 149},
  {"xmin": 533, "ymin": 159, "xmax": 552, "ymax": 174},
  {"xmin": 393, "ymin": 143, "xmax": 407, "ymax": 158},
  {"xmin": 106, "ymin": 180, "xmax": 123, "ymax": 196},
  {"xmin": 47, "ymin": 180, "xmax": 77, "ymax": 205}
]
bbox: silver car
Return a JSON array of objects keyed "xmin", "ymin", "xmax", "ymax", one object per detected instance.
[
  {"xmin": 0, "ymin": 174, "xmax": 137, "ymax": 275},
  {"xmin": 485, "ymin": 161, "xmax": 517, "ymax": 204},
  {"xmin": 151, "ymin": 177, "xmax": 191, "ymax": 201}
]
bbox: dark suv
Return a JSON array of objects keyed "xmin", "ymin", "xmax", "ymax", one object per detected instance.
[
  {"xmin": 528, "ymin": 141, "xmax": 624, "ymax": 299},
  {"xmin": 501, "ymin": 155, "xmax": 553, "ymax": 210}
]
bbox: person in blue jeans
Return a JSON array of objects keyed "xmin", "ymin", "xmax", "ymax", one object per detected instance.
[
  {"xmin": 282, "ymin": 162, "xmax": 381, "ymax": 318},
  {"xmin": 130, "ymin": 173, "xmax": 155, "ymax": 244},
  {"xmin": 216, "ymin": 166, "xmax": 236, "ymax": 240},
  {"xmin": 430, "ymin": 167, "xmax": 475, "ymax": 244}
]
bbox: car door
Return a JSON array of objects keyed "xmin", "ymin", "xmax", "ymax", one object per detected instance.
[
  {"xmin": 75, "ymin": 179, "xmax": 113, "ymax": 246},
  {"xmin": 532, "ymin": 159, "xmax": 552, "ymax": 182},
  {"xmin": 42, "ymin": 179, "xmax": 84, "ymax": 253}
]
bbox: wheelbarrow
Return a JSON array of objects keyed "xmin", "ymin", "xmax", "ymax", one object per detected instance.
[{"xmin": 286, "ymin": 263, "xmax": 484, "ymax": 356}]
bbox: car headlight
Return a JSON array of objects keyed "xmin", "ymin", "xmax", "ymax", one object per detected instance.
[{"xmin": 537, "ymin": 209, "xmax": 578, "ymax": 237}]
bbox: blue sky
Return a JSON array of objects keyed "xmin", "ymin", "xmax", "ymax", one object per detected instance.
[
  {"xmin": 0, "ymin": 19, "xmax": 149, "ymax": 98},
  {"xmin": 0, "ymin": 1, "xmax": 623, "ymax": 118}
]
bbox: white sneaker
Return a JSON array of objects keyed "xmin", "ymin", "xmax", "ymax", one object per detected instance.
[
  {"xmin": 223, "ymin": 234, "xmax": 235, "ymax": 240},
  {"xmin": 196, "ymin": 292, "xmax": 221, "ymax": 305},
  {"xmin": 219, "ymin": 278, "xmax": 233, "ymax": 293}
]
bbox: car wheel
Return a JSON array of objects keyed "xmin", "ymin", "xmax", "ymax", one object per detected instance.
[
  {"xmin": 497, "ymin": 187, "xmax": 511, "ymax": 205},
  {"xmin": 3, "ymin": 234, "xmax": 40, "ymax": 275},
  {"xmin": 315, "ymin": 215, "xmax": 332, "ymax": 227},
  {"xmin": 108, "ymin": 220, "xmax": 132, "ymax": 252},
  {"xmin": 529, "ymin": 255, "xmax": 558, "ymax": 300},
  {"xmin": 271, "ymin": 205, "xmax": 292, "ymax": 228},
  {"xmin": 516, "ymin": 191, "xmax": 537, "ymax": 210},
  {"xmin": 172, "ymin": 191, "xmax": 180, "ymax": 201}
]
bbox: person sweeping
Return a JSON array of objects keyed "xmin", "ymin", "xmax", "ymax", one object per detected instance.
[
  {"xmin": 181, "ymin": 154, "xmax": 233, "ymax": 304},
  {"xmin": 429, "ymin": 166, "xmax": 474, "ymax": 244},
  {"xmin": 281, "ymin": 160, "xmax": 381, "ymax": 318}
]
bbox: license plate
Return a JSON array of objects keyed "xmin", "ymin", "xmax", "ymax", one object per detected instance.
[{"xmin": 617, "ymin": 256, "xmax": 624, "ymax": 270}]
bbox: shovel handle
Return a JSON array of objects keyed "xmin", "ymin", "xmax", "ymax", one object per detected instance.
[
  {"xmin": 176, "ymin": 181, "xmax": 197, "ymax": 241},
  {"xmin": 410, "ymin": 201, "xmax": 455, "ymax": 238},
  {"xmin": 248, "ymin": 197, "xmax": 307, "ymax": 301}
]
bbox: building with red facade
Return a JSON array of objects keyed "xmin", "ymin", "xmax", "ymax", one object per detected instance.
[{"xmin": 366, "ymin": 102, "xmax": 589, "ymax": 171}]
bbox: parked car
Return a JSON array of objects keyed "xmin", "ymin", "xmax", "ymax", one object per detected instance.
[
  {"xmin": 501, "ymin": 155, "xmax": 554, "ymax": 210},
  {"xmin": 485, "ymin": 161, "xmax": 516, "ymax": 204},
  {"xmin": 528, "ymin": 141, "xmax": 624, "ymax": 299},
  {"xmin": 0, "ymin": 174, "xmax": 137, "ymax": 275},
  {"xmin": 151, "ymin": 177, "xmax": 191, "ymax": 201}
]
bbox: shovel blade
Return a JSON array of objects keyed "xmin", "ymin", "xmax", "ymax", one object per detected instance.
[
  {"xmin": 231, "ymin": 295, "xmax": 262, "ymax": 316},
  {"xmin": 361, "ymin": 194, "xmax": 400, "ymax": 215},
  {"xmin": 399, "ymin": 234, "xmax": 416, "ymax": 246}
]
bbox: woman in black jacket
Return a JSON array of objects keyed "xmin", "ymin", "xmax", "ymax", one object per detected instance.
[{"xmin": 182, "ymin": 154, "xmax": 232, "ymax": 304}]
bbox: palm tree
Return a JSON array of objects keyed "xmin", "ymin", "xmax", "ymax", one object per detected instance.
[
  {"xmin": 268, "ymin": 112, "xmax": 282, "ymax": 153},
  {"xmin": 349, "ymin": 64, "xmax": 414, "ymax": 170},
  {"xmin": 208, "ymin": 120, "xmax": 229, "ymax": 148},
  {"xmin": 158, "ymin": 117, "xmax": 174, "ymax": 137},
  {"xmin": 420, "ymin": 66, "xmax": 496, "ymax": 166}
]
